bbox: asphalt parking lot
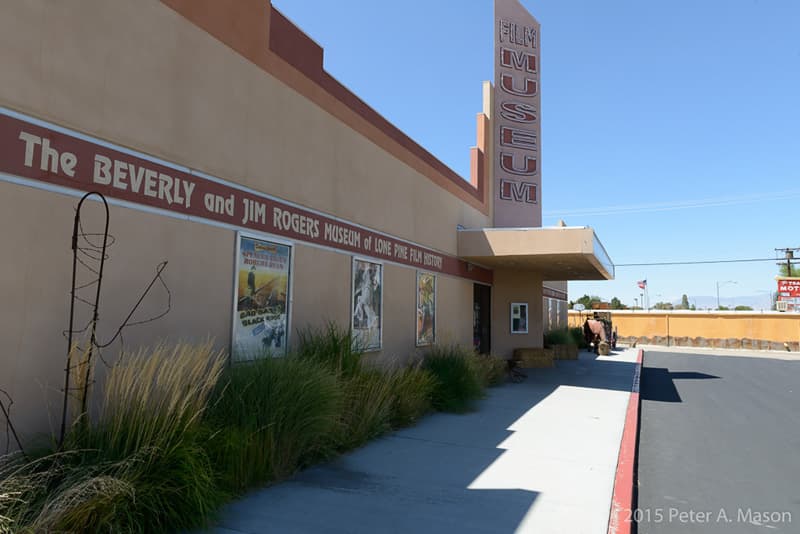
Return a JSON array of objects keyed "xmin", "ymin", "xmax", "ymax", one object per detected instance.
[{"xmin": 636, "ymin": 349, "xmax": 800, "ymax": 533}]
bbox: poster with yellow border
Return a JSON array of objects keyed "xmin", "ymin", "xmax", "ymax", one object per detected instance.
[{"xmin": 233, "ymin": 235, "xmax": 291, "ymax": 360}]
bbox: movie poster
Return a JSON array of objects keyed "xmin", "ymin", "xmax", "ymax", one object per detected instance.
[
  {"xmin": 351, "ymin": 258, "xmax": 382, "ymax": 351},
  {"xmin": 416, "ymin": 272, "xmax": 436, "ymax": 346},
  {"xmin": 233, "ymin": 234, "xmax": 291, "ymax": 360}
]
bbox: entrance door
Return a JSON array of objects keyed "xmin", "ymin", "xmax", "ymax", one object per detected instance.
[{"xmin": 473, "ymin": 284, "xmax": 491, "ymax": 354}]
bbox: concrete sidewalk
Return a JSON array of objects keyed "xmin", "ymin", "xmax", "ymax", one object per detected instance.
[{"xmin": 199, "ymin": 349, "xmax": 639, "ymax": 534}]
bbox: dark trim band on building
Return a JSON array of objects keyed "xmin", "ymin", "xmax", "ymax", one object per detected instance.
[
  {"xmin": 543, "ymin": 286, "xmax": 568, "ymax": 301},
  {"xmin": 0, "ymin": 108, "xmax": 492, "ymax": 284}
]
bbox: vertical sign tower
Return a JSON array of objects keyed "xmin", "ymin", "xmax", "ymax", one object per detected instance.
[{"xmin": 493, "ymin": 0, "xmax": 541, "ymax": 228}]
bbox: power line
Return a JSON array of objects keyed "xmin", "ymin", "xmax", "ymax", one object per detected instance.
[
  {"xmin": 616, "ymin": 257, "xmax": 777, "ymax": 267},
  {"xmin": 544, "ymin": 189, "xmax": 800, "ymax": 218}
]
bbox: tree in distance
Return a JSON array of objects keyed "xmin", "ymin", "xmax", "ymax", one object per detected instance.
[{"xmin": 570, "ymin": 294, "xmax": 602, "ymax": 310}]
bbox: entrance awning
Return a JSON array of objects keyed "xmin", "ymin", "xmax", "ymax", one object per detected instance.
[{"xmin": 458, "ymin": 226, "xmax": 614, "ymax": 281}]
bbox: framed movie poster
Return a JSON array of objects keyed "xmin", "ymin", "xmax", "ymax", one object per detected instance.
[
  {"xmin": 416, "ymin": 272, "xmax": 436, "ymax": 346},
  {"xmin": 351, "ymin": 258, "xmax": 382, "ymax": 352},
  {"xmin": 511, "ymin": 302, "xmax": 528, "ymax": 334},
  {"xmin": 232, "ymin": 233, "xmax": 292, "ymax": 361}
]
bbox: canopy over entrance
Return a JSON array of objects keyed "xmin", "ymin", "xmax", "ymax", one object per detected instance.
[{"xmin": 458, "ymin": 226, "xmax": 614, "ymax": 281}]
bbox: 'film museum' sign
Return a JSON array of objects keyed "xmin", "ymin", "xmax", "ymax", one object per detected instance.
[
  {"xmin": 493, "ymin": 0, "xmax": 541, "ymax": 228},
  {"xmin": 0, "ymin": 109, "xmax": 492, "ymax": 285}
]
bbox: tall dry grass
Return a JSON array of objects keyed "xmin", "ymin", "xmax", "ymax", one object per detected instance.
[
  {"xmin": 1, "ymin": 331, "xmax": 501, "ymax": 533},
  {"xmin": 79, "ymin": 341, "xmax": 224, "ymax": 458},
  {"xmin": 2, "ymin": 341, "xmax": 227, "ymax": 533}
]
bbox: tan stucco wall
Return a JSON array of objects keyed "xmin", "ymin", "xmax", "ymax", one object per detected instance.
[
  {"xmin": 492, "ymin": 269, "xmax": 544, "ymax": 358},
  {"xmin": 0, "ymin": 180, "xmax": 480, "ymax": 442},
  {"xmin": 0, "ymin": 0, "xmax": 490, "ymax": 255},
  {"xmin": 0, "ymin": 0, "xmax": 499, "ymax": 444},
  {"xmin": 0, "ymin": 182, "xmax": 235, "ymax": 440},
  {"xmin": 568, "ymin": 311, "xmax": 800, "ymax": 345}
]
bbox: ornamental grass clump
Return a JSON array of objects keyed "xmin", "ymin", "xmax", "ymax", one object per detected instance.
[
  {"xmin": 203, "ymin": 355, "xmax": 343, "ymax": 493},
  {"xmin": 334, "ymin": 369, "xmax": 397, "ymax": 451},
  {"xmin": 469, "ymin": 353, "xmax": 507, "ymax": 388},
  {"xmin": 387, "ymin": 366, "xmax": 437, "ymax": 428},
  {"xmin": 295, "ymin": 322, "xmax": 362, "ymax": 378},
  {"xmin": 423, "ymin": 344, "xmax": 485, "ymax": 413},
  {"xmin": 0, "ymin": 452, "xmax": 57, "ymax": 534},
  {"xmin": 1, "ymin": 341, "xmax": 227, "ymax": 533},
  {"xmin": 294, "ymin": 323, "xmax": 399, "ymax": 450}
]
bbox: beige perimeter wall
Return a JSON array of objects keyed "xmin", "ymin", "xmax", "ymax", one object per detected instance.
[{"xmin": 568, "ymin": 311, "xmax": 800, "ymax": 350}]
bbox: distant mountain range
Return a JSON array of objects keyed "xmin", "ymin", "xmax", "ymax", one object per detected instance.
[{"xmin": 664, "ymin": 294, "xmax": 773, "ymax": 310}]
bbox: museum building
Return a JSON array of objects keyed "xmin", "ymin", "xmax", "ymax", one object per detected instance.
[{"xmin": 0, "ymin": 0, "xmax": 613, "ymax": 440}]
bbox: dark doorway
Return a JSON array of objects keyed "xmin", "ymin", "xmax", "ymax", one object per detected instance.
[{"xmin": 473, "ymin": 284, "xmax": 491, "ymax": 354}]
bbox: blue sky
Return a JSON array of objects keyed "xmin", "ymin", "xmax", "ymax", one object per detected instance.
[{"xmin": 273, "ymin": 0, "xmax": 800, "ymax": 309}]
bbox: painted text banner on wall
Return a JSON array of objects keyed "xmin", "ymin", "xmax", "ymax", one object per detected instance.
[{"xmin": 0, "ymin": 109, "xmax": 492, "ymax": 284}]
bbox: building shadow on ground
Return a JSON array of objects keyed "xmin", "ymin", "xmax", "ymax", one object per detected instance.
[
  {"xmin": 202, "ymin": 351, "xmax": 641, "ymax": 534},
  {"xmin": 640, "ymin": 367, "xmax": 720, "ymax": 403}
]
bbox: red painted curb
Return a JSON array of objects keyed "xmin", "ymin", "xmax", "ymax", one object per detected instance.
[{"xmin": 607, "ymin": 349, "xmax": 643, "ymax": 534}]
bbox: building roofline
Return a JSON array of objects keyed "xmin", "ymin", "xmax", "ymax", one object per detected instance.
[{"xmin": 160, "ymin": 0, "xmax": 489, "ymax": 215}]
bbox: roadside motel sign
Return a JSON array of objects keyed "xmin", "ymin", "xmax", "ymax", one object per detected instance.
[{"xmin": 776, "ymin": 277, "xmax": 800, "ymax": 298}]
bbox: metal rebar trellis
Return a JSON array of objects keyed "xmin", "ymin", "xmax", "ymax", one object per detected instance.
[{"xmin": 57, "ymin": 192, "xmax": 171, "ymax": 448}]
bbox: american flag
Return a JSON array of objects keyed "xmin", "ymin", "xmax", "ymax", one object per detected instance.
[{"xmin": 637, "ymin": 279, "xmax": 647, "ymax": 289}]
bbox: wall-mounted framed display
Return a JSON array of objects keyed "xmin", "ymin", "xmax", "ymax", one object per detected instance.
[
  {"xmin": 416, "ymin": 272, "xmax": 436, "ymax": 346},
  {"xmin": 351, "ymin": 257, "xmax": 383, "ymax": 352},
  {"xmin": 510, "ymin": 302, "xmax": 528, "ymax": 334},
  {"xmin": 232, "ymin": 233, "xmax": 292, "ymax": 361}
]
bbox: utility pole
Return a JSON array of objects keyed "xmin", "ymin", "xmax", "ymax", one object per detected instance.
[{"xmin": 776, "ymin": 248, "xmax": 800, "ymax": 277}]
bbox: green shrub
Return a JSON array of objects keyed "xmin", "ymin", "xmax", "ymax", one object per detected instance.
[
  {"xmin": 2, "ymin": 341, "xmax": 227, "ymax": 533},
  {"xmin": 387, "ymin": 367, "xmax": 436, "ymax": 428},
  {"xmin": 423, "ymin": 344, "xmax": 485, "ymax": 413},
  {"xmin": 543, "ymin": 328, "xmax": 572, "ymax": 347},
  {"xmin": 470, "ymin": 354, "xmax": 507, "ymax": 388},
  {"xmin": 295, "ymin": 322, "xmax": 362, "ymax": 378},
  {"xmin": 569, "ymin": 326, "xmax": 589, "ymax": 348},
  {"xmin": 204, "ymin": 355, "xmax": 343, "ymax": 493}
]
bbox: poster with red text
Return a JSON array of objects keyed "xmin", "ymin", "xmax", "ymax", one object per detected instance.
[{"xmin": 233, "ymin": 234, "xmax": 291, "ymax": 360}]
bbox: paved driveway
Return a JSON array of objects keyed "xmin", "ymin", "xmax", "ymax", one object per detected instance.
[{"xmin": 637, "ymin": 349, "xmax": 800, "ymax": 533}]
